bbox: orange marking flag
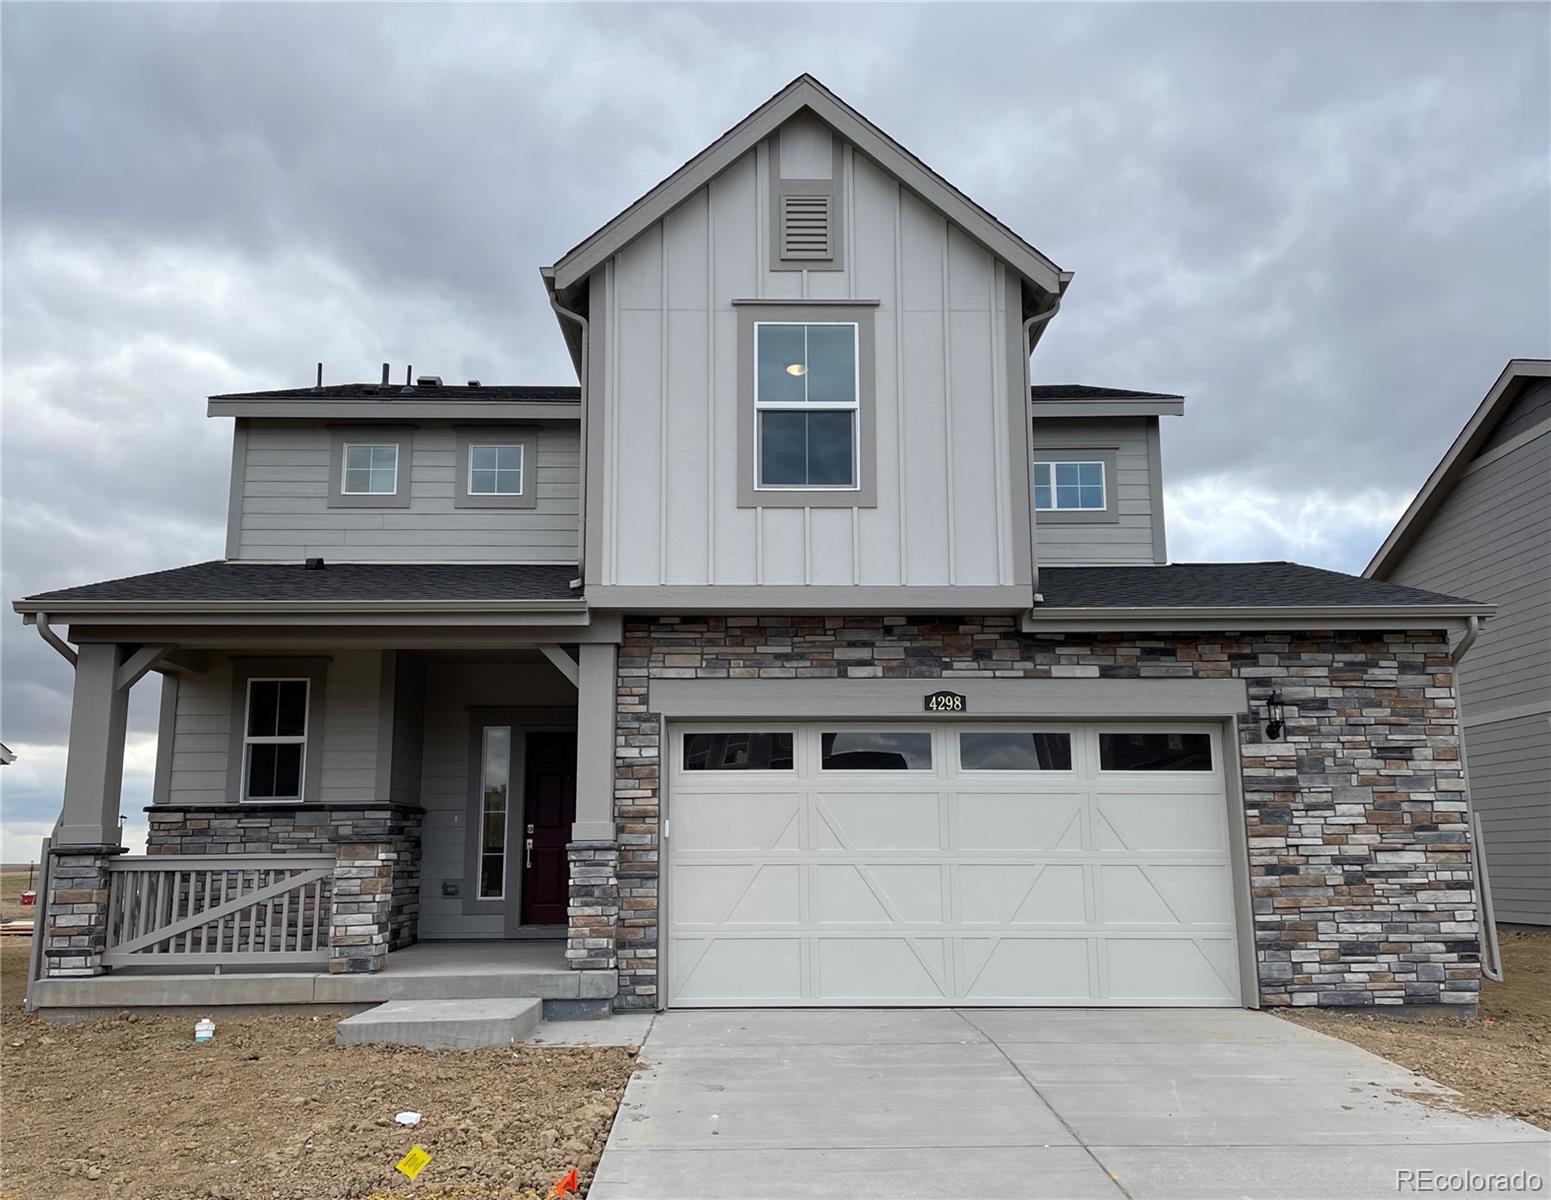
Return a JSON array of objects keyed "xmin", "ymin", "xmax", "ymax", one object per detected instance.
[{"xmin": 548, "ymin": 1167, "xmax": 580, "ymax": 1198}]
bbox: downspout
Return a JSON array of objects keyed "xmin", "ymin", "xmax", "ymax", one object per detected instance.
[
  {"xmin": 1021, "ymin": 295, "xmax": 1062, "ymax": 605},
  {"xmin": 548, "ymin": 283, "xmax": 590, "ymax": 591},
  {"xmin": 1451, "ymin": 615, "xmax": 1503, "ymax": 983},
  {"xmin": 33, "ymin": 613, "xmax": 77, "ymax": 666}
]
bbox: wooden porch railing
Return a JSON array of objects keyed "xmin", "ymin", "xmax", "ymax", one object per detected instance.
[{"xmin": 104, "ymin": 855, "xmax": 333, "ymax": 969}]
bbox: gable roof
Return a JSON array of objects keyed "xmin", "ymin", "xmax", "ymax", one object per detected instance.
[
  {"xmin": 1365, "ymin": 359, "xmax": 1551, "ymax": 579},
  {"xmin": 547, "ymin": 74, "xmax": 1068, "ymax": 296}
]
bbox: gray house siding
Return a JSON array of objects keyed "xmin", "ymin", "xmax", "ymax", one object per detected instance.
[
  {"xmin": 1480, "ymin": 378, "xmax": 1551, "ymax": 452},
  {"xmin": 231, "ymin": 420, "xmax": 580, "ymax": 563},
  {"xmin": 414, "ymin": 660, "xmax": 577, "ymax": 940},
  {"xmin": 1031, "ymin": 416, "xmax": 1164, "ymax": 565},
  {"xmin": 1386, "ymin": 420, "xmax": 1551, "ymax": 926},
  {"xmin": 162, "ymin": 649, "xmax": 387, "ymax": 806},
  {"xmin": 583, "ymin": 119, "xmax": 1028, "ymax": 597}
]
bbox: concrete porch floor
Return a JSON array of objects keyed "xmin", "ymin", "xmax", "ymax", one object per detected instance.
[{"xmin": 30, "ymin": 939, "xmax": 617, "ymax": 1015}]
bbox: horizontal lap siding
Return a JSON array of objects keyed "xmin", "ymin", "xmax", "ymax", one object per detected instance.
[
  {"xmin": 163, "ymin": 650, "xmax": 385, "ymax": 805},
  {"xmin": 235, "ymin": 421, "xmax": 580, "ymax": 562},
  {"xmin": 1386, "ymin": 423, "xmax": 1550, "ymax": 925},
  {"xmin": 1033, "ymin": 418, "xmax": 1160, "ymax": 564}
]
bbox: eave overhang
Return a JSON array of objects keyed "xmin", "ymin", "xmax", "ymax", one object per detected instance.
[
  {"xmin": 1021, "ymin": 602, "xmax": 1494, "ymax": 634},
  {"xmin": 207, "ymin": 398, "xmax": 581, "ymax": 421},
  {"xmin": 1031, "ymin": 398, "xmax": 1185, "ymax": 419}
]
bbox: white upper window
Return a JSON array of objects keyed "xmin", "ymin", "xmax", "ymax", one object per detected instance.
[
  {"xmin": 755, "ymin": 322, "xmax": 859, "ymax": 490},
  {"xmin": 1034, "ymin": 461, "xmax": 1105, "ymax": 511},
  {"xmin": 468, "ymin": 444, "xmax": 524, "ymax": 496},
  {"xmin": 341, "ymin": 443, "xmax": 399, "ymax": 495}
]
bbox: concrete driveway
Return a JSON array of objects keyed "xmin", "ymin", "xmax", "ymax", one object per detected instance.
[{"xmin": 590, "ymin": 1009, "xmax": 1549, "ymax": 1200}]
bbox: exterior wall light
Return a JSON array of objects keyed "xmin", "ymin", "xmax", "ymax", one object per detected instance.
[{"xmin": 1264, "ymin": 693, "xmax": 1286, "ymax": 741}]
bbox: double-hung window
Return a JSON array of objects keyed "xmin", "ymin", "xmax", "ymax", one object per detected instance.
[
  {"xmin": 242, "ymin": 679, "xmax": 309, "ymax": 802},
  {"xmin": 1034, "ymin": 460, "xmax": 1105, "ymax": 511},
  {"xmin": 755, "ymin": 322, "xmax": 859, "ymax": 490},
  {"xmin": 341, "ymin": 443, "xmax": 399, "ymax": 495}
]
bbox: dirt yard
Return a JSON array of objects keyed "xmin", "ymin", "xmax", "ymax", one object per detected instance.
[
  {"xmin": 1281, "ymin": 930, "xmax": 1551, "ymax": 1130},
  {"xmin": 0, "ymin": 931, "xmax": 638, "ymax": 1200}
]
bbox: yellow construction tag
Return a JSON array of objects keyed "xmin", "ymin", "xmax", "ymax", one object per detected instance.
[{"xmin": 396, "ymin": 1146, "xmax": 432, "ymax": 1181}]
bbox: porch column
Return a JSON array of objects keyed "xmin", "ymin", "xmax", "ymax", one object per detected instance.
[
  {"xmin": 56, "ymin": 642, "xmax": 130, "ymax": 849},
  {"xmin": 567, "ymin": 642, "xmax": 619, "ymax": 981}
]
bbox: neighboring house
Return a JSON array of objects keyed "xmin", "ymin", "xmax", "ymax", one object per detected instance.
[
  {"xmin": 1366, "ymin": 360, "xmax": 1551, "ymax": 928},
  {"xmin": 17, "ymin": 76, "xmax": 1494, "ymax": 1018}
]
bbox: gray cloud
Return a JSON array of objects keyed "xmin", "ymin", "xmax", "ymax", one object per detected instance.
[{"xmin": 3, "ymin": 2, "xmax": 1547, "ymax": 853}]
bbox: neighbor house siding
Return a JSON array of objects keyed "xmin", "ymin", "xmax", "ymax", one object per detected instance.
[
  {"xmin": 162, "ymin": 649, "xmax": 386, "ymax": 806},
  {"xmin": 1032, "ymin": 416, "xmax": 1164, "ymax": 565},
  {"xmin": 1385, "ymin": 418, "xmax": 1551, "ymax": 926},
  {"xmin": 232, "ymin": 420, "xmax": 580, "ymax": 562},
  {"xmin": 585, "ymin": 125, "xmax": 1027, "ymax": 595}
]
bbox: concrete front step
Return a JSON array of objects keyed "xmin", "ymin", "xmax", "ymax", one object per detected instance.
[{"xmin": 336, "ymin": 998, "xmax": 542, "ymax": 1050}]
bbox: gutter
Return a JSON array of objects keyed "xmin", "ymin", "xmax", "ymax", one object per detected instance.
[
  {"xmin": 16, "ymin": 598, "xmax": 588, "ymax": 618},
  {"xmin": 544, "ymin": 270, "xmax": 590, "ymax": 591},
  {"xmin": 1448, "ymin": 615, "xmax": 1503, "ymax": 984}
]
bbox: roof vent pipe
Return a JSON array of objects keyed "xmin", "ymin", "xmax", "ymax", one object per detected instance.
[
  {"xmin": 405, "ymin": 364, "xmax": 413, "ymax": 386},
  {"xmin": 381, "ymin": 363, "xmax": 390, "ymax": 386},
  {"xmin": 316, "ymin": 362, "xmax": 323, "ymax": 388}
]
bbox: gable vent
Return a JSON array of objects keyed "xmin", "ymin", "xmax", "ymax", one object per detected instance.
[{"xmin": 780, "ymin": 194, "xmax": 832, "ymax": 260}]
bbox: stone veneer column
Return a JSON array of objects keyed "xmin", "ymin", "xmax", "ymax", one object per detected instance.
[
  {"xmin": 565, "ymin": 842, "xmax": 619, "ymax": 971},
  {"xmin": 42, "ymin": 848, "xmax": 123, "ymax": 977},
  {"xmin": 328, "ymin": 841, "xmax": 396, "ymax": 973}
]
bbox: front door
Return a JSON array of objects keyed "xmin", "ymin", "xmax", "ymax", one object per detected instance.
[{"xmin": 521, "ymin": 731, "xmax": 577, "ymax": 925}]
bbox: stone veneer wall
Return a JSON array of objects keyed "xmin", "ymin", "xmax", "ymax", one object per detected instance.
[
  {"xmin": 610, "ymin": 615, "xmax": 1480, "ymax": 1012},
  {"xmin": 147, "ymin": 805, "xmax": 423, "ymax": 956}
]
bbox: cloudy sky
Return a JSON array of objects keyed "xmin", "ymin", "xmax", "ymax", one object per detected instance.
[{"xmin": 1, "ymin": 2, "xmax": 1547, "ymax": 860}]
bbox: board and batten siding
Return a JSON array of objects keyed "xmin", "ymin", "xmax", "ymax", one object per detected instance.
[
  {"xmin": 231, "ymin": 420, "xmax": 580, "ymax": 563},
  {"xmin": 584, "ymin": 121, "xmax": 1028, "ymax": 593},
  {"xmin": 1031, "ymin": 416, "xmax": 1164, "ymax": 565},
  {"xmin": 1385, "ymin": 417, "xmax": 1551, "ymax": 926},
  {"xmin": 160, "ymin": 650, "xmax": 386, "ymax": 807}
]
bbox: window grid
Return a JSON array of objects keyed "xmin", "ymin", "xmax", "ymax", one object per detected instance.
[
  {"xmin": 241, "ymin": 678, "xmax": 309, "ymax": 802},
  {"xmin": 1034, "ymin": 460, "xmax": 1106, "ymax": 511},
  {"xmin": 342, "ymin": 443, "xmax": 399, "ymax": 495},
  {"xmin": 755, "ymin": 322, "xmax": 860, "ymax": 491},
  {"xmin": 468, "ymin": 443, "xmax": 525, "ymax": 496}
]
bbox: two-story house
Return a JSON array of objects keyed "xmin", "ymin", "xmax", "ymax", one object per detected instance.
[{"xmin": 18, "ymin": 76, "xmax": 1495, "ymax": 1020}]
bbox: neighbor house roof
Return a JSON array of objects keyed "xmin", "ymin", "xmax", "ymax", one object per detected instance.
[
  {"xmin": 546, "ymin": 74, "xmax": 1069, "ymax": 296},
  {"xmin": 206, "ymin": 382, "xmax": 581, "ymax": 421},
  {"xmin": 210, "ymin": 384, "xmax": 579, "ymax": 402},
  {"xmin": 1030, "ymin": 385, "xmax": 1183, "ymax": 401},
  {"xmin": 1365, "ymin": 359, "xmax": 1551, "ymax": 579},
  {"xmin": 1030, "ymin": 384, "xmax": 1185, "ymax": 419},
  {"xmin": 15, "ymin": 561, "xmax": 581, "ymax": 614}
]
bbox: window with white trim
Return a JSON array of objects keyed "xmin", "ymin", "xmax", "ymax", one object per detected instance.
[
  {"xmin": 1034, "ymin": 460, "xmax": 1105, "ymax": 511},
  {"xmin": 242, "ymin": 679, "xmax": 309, "ymax": 801},
  {"xmin": 755, "ymin": 322, "xmax": 859, "ymax": 490},
  {"xmin": 468, "ymin": 443, "xmax": 524, "ymax": 496},
  {"xmin": 341, "ymin": 443, "xmax": 399, "ymax": 495}
]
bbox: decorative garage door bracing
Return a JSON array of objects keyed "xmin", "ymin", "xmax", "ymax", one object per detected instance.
[{"xmin": 666, "ymin": 723, "xmax": 1243, "ymax": 1008}]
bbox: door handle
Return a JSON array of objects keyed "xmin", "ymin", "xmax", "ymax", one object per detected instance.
[{"xmin": 525, "ymin": 837, "xmax": 533, "ymax": 869}]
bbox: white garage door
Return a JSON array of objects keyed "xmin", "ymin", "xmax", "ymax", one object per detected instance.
[{"xmin": 666, "ymin": 723, "xmax": 1243, "ymax": 1008}]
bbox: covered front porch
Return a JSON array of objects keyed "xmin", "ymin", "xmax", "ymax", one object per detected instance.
[{"xmin": 14, "ymin": 568, "xmax": 622, "ymax": 1014}]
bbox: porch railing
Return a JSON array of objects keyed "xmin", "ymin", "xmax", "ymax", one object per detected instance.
[{"xmin": 104, "ymin": 855, "xmax": 333, "ymax": 969}]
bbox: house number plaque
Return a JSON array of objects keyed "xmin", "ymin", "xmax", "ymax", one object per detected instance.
[{"xmin": 924, "ymin": 690, "xmax": 967, "ymax": 713}]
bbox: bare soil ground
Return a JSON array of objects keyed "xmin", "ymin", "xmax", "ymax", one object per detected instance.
[
  {"xmin": 0, "ymin": 936, "xmax": 638, "ymax": 1200},
  {"xmin": 1280, "ymin": 930, "xmax": 1551, "ymax": 1130}
]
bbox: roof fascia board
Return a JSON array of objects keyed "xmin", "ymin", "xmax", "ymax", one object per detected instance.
[
  {"xmin": 16, "ymin": 600, "xmax": 588, "ymax": 624},
  {"xmin": 63, "ymin": 614, "xmax": 625, "ymax": 650},
  {"xmin": 1031, "ymin": 399, "xmax": 1185, "ymax": 418},
  {"xmin": 551, "ymin": 78, "xmax": 1064, "ymax": 294},
  {"xmin": 1365, "ymin": 359, "xmax": 1551, "ymax": 578},
  {"xmin": 208, "ymin": 399, "xmax": 580, "ymax": 421},
  {"xmin": 1022, "ymin": 605, "xmax": 1491, "ymax": 634}
]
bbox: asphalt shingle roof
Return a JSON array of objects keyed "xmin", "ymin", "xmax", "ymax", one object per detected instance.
[
  {"xmin": 211, "ymin": 384, "xmax": 579, "ymax": 402},
  {"xmin": 1030, "ymin": 384, "xmax": 1184, "ymax": 400},
  {"xmin": 1036, "ymin": 563, "xmax": 1480, "ymax": 608},
  {"xmin": 23, "ymin": 561, "xmax": 579, "ymax": 604}
]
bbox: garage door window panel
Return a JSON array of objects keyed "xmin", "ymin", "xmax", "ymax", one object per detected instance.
[
  {"xmin": 820, "ymin": 730, "xmax": 932, "ymax": 771},
  {"xmin": 959, "ymin": 731, "xmax": 1073, "ymax": 772},
  {"xmin": 1099, "ymin": 732, "xmax": 1214, "ymax": 772},
  {"xmin": 682, "ymin": 732, "xmax": 794, "ymax": 771}
]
